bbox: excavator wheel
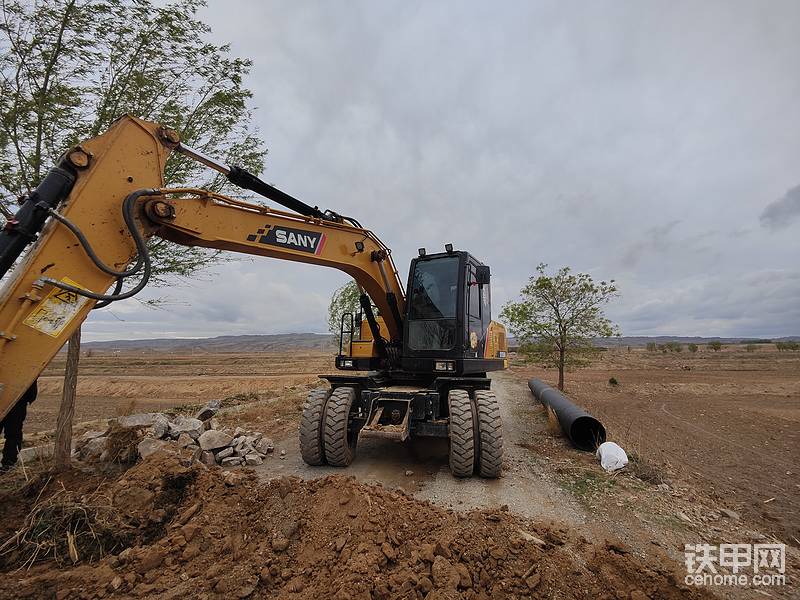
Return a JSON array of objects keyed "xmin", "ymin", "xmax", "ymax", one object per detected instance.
[
  {"xmin": 300, "ymin": 387, "xmax": 331, "ymax": 466},
  {"xmin": 324, "ymin": 386, "xmax": 359, "ymax": 467},
  {"xmin": 474, "ymin": 389, "xmax": 503, "ymax": 478},
  {"xmin": 447, "ymin": 389, "xmax": 475, "ymax": 477}
]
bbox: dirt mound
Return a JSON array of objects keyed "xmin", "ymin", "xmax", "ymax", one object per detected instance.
[{"xmin": 0, "ymin": 453, "xmax": 713, "ymax": 599}]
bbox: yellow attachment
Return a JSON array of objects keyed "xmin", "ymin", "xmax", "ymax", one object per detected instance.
[{"xmin": 0, "ymin": 116, "xmax": 168, "ymax": 419}]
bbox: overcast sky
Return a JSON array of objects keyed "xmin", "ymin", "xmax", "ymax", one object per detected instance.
[{"xmin": 84, "ymin": 0, "xmax": 799, "ymax": 341}]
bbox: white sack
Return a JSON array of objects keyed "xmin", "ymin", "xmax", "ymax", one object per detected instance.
[{"xmin": 596, "ymin": 441, "xmax": 628, "ymax": 472}]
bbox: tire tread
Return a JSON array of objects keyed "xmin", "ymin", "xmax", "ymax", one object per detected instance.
[
  {"xmin": 448, "ymin": 389, "xmax": 474, "ymax": 477},
  {"xmin": 475, "ymin": 389, "xmax": 503, "ymax": 478},
  {"xmin": 324, "ymin": 387, "xmax": 357, "ymax": 467},
  {"xmin": 299, "ymin": 387, "xmax": 330, "ymax": 466}
]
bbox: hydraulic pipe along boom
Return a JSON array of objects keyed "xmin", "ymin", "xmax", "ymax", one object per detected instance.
[{"xmin": 176, "ymin": 144, "xmax": 332, "ymax": 221}]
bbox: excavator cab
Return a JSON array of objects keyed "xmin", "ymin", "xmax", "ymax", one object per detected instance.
[
  {"xmin": 401, "ymin": 249, "xmax": 506, "ymax": 375},
  {"xmin": 335, "ymin": 248, "xmax": 508, "ymax": 375}
]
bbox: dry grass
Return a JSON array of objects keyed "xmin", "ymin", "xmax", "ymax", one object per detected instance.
[
  {"xmin": 545, "ymin": 406, "xmax": 563, "ymax": 437},
  {"xmin": 103, "ymin": 424, "xmax": 142, "ymax": 464},
  {"xmin": 0, "ymin": 481, "xmax": 129, "ymax": 569},
  {"xmin": 626, "ymin": 451, "xmax": 668, "ymax": 486},
  {"xmin": 115, "ymin": 399, "xmax": 139, "ymax": 417}
]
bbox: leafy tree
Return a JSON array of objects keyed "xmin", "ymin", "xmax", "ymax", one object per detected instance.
[
  {"xmin": 708, "ymin": 341, "xmax": 723, "ymax": 352},
  {"xmin": 688, "ymin": 343, "xmax": 698, "ymax": 353},
  {"xmin": 0, "ymin": 0, "xmax": 266, "ymax": 467},
  {"xmin": 500, "ymin": 264, "xmax": 619, "ymax": 390},
  {"xmin": 0, "ymin": 0, "xmax": 265, "ymax": 256},
  {"xmin": 664, "ymin": 341, "xmax": 683, "ymax": 353},
  {"xmin": 646, "ymin": 342, "xmax": 657, "ymax": 352},
  {"xmin": 328, "ymin": 281, "xmax": 361, "ymax": 337}
]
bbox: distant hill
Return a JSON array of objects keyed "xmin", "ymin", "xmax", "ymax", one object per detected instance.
[
  {"xmin": 83, "ymin": 333, "xmax": 335, "ymax": 353},
  {"xmin": 509, "ymin": 335, "xmax": 800, "ymax": 348},
  {"xmin": 595, "ymin": 335, "xmax": 800, "ymax": 347},
  {"xmin": 83, "ymin": 332, "xmax": 800, "ymax": 354}
]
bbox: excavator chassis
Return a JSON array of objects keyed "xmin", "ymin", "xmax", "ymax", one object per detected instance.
[
  {"xmin": 300, "ymin": 373, "xmax": 503, "ymax": 478},
  {"xmin": 325, "ymin": 374, "xmax": 489, "ymax": 439}
]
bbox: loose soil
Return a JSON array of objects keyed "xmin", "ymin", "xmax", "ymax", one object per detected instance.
[{"xmin": 0, "ymin": 452, "xmax": 714, "ymax": 599}]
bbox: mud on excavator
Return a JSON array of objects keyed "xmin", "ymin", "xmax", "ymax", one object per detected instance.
[{"xmin": 0, "ymin": 116, "xmax": 507, "ymax": 478}]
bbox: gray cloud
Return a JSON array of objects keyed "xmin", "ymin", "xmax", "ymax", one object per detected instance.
[
  {"xmin": 619, "ymin": 220, "xmax": 682, "ymax": 268},
  {"xmin": 760, "ymin": 185, "xmax": 800, "ymax": 230},
  {"xmin": 71, "ymin": 1, "xmax": 800, "ymax": 341}
]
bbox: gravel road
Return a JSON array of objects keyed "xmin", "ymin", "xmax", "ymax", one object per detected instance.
[{"xmin": 256, "ymin": 370, "xmax": 584, "ymax": 524}]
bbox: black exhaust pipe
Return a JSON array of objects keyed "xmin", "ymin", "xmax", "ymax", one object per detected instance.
[{"xmin": 528, "ymin": 379, "xmax": 606, "ymax": 451}]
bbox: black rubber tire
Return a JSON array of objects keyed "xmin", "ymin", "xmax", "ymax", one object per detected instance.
[
  {"xmin": 475, "ymin": 389, "xmax": 503, "ymax": 478},
  {"xmin": 448, "ymin": 389, "xmax": 475, "ymax": 478},
  {"xmin": 299, "ymin": 387, "xmax": 330, "ymax": 466},
  {"xmin": 324, "ymin": 386, "xmax": 358, "ymax": 467}
]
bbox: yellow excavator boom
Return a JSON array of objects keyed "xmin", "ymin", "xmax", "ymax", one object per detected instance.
[{"xmin": 0, "ymin": 116, "xmax": 404, "ymax": 420}]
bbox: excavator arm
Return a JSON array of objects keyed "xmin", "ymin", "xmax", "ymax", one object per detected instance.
[{"xmin": 0, "ymin": 116, "xmax": 405, "ymax": 420}]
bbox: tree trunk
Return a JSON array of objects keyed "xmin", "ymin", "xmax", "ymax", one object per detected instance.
[
  {"xmin": 53, "ymin": 326, "xmax": 81, "ymax": 470},
  {"xmin": 557, "ymin": 346, "xmax": 565, "ymax": 391}
]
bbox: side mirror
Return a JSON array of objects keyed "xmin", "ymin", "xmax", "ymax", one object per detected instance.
[{"xmin": 475, "ymin": 265, "xmax": 490, "ymax": 285}]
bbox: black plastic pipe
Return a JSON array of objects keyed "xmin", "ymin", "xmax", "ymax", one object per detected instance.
[{"xmin": 528, "ymin": 379, "xmax": 606, "ymax": 451}]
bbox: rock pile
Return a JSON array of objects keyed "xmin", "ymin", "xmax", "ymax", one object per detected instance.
[{"xmin": 74, "ymin": 400, "xmax": 275, "ymax": 468}]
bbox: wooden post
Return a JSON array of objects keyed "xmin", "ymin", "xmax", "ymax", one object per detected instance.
[{"xmin": 53, "ymin": 326, "xmax": 81, "ymax": 470}]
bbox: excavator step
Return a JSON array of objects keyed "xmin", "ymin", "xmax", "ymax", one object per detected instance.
[{"xmin": 359, "ymin": 402, "xmax": 410, "ymax": 442}]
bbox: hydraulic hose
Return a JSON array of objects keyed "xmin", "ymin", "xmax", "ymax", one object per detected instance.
[
  {"xmin": 37, "ymin": 189, "xmax": 159, "ymax": 303},
  {"xmin": 92, "ymin": 277, "xmax": 124, "ymax": 309},
  {"xmin": 44, "ymin": 206, "xmax": 143, "ymax": 277}
]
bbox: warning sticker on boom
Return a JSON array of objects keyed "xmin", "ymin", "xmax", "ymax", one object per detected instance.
[{"xmin": 23, "ymin": 277, "xmax": 90, "ymax": 338}]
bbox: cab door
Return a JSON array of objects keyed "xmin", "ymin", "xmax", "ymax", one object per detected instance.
[{"xmin": 466, "ymin": 264, "xmax": 486, "ymax": 358}]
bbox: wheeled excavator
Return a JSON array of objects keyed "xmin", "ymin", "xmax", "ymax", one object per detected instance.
[{"xmin": 0, "ymin": 116, "xmax": 507, "ymax": 478}]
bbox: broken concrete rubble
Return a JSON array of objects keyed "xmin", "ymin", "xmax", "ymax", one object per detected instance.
[
  {"xmin": 169, "ymin": 416, "xmax": 204, "ymax": 440},
  {"xmin": 194, "ymin": 399, "xmax": 222, "ymax": 421},
  {"xmin": 215, "ymin": 447, "xmax": 234, "ymax": 460},
  {"xmin": 151, "ymin": 414, "xmax": 170, "ymax": 439},
  {"xmin": 116, "ymin": 413, "xmax": 165, "ymax": 428},
  {"xmin": 245, "ymin": 453, "xmax": 263, "ymax": 466},
  {"xmin": 68, "ymin": 405, "xmax": 277, "ymax": 470},
  {"xmin": 138, "ymin": 438, "xmax": 171, "ymax": 459},
  {"xmin": 199, "ymin": 430, "xmax": 233, "ymax": 451}
]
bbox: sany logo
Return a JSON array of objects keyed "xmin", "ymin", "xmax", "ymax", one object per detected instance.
[
  {"xmin": 246, "ymin": 224, "xmax": 326, "ymax": 255},
  {"xmin": 275, "ymin": 228, "xmax": 318, "ymax": 249}
]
